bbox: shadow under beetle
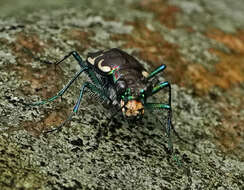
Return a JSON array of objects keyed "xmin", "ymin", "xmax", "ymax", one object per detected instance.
[{"xmin": 30, "ymin": 48, "xmax": 180, "ymax": 154}]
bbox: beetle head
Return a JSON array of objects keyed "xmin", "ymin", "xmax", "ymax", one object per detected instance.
[{"xmin": 120, "ymin": 88, "xmax": 145, "ymax": 119}]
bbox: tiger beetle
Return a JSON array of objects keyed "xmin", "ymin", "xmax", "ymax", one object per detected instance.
[{"xmin": 30, "ymin": 48, "xmax": 181, "ymax": 155}]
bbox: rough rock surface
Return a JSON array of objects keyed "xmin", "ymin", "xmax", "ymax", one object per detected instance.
[{"xmin": 0, "ymin": 0, "xmax": 243, "ymax": 189}]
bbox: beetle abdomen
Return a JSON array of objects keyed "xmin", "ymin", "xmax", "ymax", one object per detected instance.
[
  {"xmin": 86, "ymin": 48, "xmax": 149, "ymax": 99},
  {"xmin": 87, "ymin": 48, "xmax": 144, "ymax": 72}
]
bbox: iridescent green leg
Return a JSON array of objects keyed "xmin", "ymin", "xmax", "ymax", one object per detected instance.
[
  {"xmin": 29, "ymin": 67, "xmax": 88, "ymax": 106},
  {"xmin": 144, "ymin": 103, "xmax": 173, "ymax": 153},
  {"xmin": 148, "ymin": 80, "xmax": 187, "ymax": 140},
  {"xmin": 45, "ymin": 82, "xmax": 110, "ymax": 133},
  {"xmin": 30, "ymin": 50, "xmax": 103, "ymax": 106},
  {"xmin": 151, "ymin": 81, "xmax": 170, "ymax": 96},
  {"xmin": 55, "ymin": 51, "xmax": 87, "ymax": 68},
  {"xmin": 73, "ymin": 82, "xmax": 110, "ymax": 112},
  {"xmin": 55, "ymin": 51, "xmax": 102, "ymax": 87},
  {"xmin": 145, "ymin": 81, "xmax": 183, "ymax": 165},
  {"xmin": 146, "ymin": 64, "xmax": 166, "ymax": 80},
  {"xmin": 147, "ymin": 81, "xmax": 172, "ymax": 151},
  {"xmin": 144, "ymin": 103, "xmax": 182, "ymax": 165}
]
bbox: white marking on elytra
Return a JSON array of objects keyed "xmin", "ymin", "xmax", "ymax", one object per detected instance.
[
  {"xmin": 142, "ymin": 71, "xmax": 149, "ymax": 78},
  {"xmin": 98, "ymin": 59, "xmax": 111, "ymax": 72},
  {"xmin": 87, "ymin": 54, "xmax": 103, "ymax": 65}
]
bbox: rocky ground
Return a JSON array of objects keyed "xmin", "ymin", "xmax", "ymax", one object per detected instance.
[{"xmin": 0, "ymin": 0, "xmax": 243, "ymax": 189}]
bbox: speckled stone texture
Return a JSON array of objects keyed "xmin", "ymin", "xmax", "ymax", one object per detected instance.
[{"xmin": 0, "ymin": 0, "xmax": 243, "ymax": 189}]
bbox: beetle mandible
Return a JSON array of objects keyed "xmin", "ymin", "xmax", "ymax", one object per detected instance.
[{"xmin": 30, "ymin": 48, "xmax": 177, "ymax": 154}]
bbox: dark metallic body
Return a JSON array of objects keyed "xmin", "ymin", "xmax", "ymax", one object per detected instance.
[
  {"xmin": 29, "ymin": 48, "xmax": 179, "ymax": 155},
  {"xmin": 86, "ymin": 48, "xmax": 149, "ymax": 107}
]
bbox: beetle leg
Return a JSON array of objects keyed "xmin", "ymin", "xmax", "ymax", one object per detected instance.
[
  {"xmin": 44, "ymin": 112, "xmax": 75, "ymax": 133},
  {"xmin": 54, "ymin": 51, "xmax": 105, "ymax": 93},
  {"xmin": 73, "ymin": 82, "xmax": 110, "ymax": 113},
  {"xmin": 144, "ymin": 103, "xmax": 173, "ymax": 153},
  {"xmin": 147, "ymin": 64, "xmax": 166, "ymax": 80},
  {"xmin": 145, "ymin": 80, "xmax": 174, "ymax": 153},
  {"xmin": 146, "ymin": 81, "xmax": 186, "ymax": 141},
  {"xmin": 55, "ymin": 51, "xmax": 87, "ymax": 68},
  {"xmin": 44, "ymin": 82, "xmax": 110, "ymax": 133},
  {"xmin": 145, "ymin": 80, "xmax": 187, "ymax": 153},
  {"xmin": 54, "ymin": 51, "xmax": 102, "ymax": 86},
  {"xmin": 28, "ymin": 67, "xmax": 88, "ymax": 106},
  {"xmin": 151, "ymin": 81, "xmax": 170, "ymax": 96},
  {"xmin": 146, "ymin": 81, "xmax": 172, "ymax": 140}
]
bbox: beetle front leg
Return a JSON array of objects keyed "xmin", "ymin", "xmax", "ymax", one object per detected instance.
[
  {"xmin": 149, "ymin": 81, "xmax": 171, "ymax": 102},
  {"xmin": 146, "ymin": 81, "xmax": 173, "ymax": 150},
  {"xmin": 146, "ymin": 64, "xmax": 166, "ymax": 80},
  {"xmin": 144, "ymin": 103, "xmax": 173, "ymax": 153}
]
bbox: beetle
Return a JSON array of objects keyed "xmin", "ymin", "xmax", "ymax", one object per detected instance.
[{"xmin": 30, "ymin": 48, "xmax": 179, "ymax": 154}]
